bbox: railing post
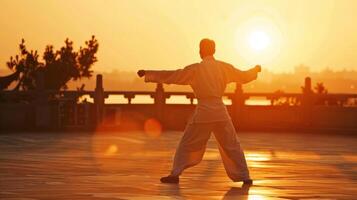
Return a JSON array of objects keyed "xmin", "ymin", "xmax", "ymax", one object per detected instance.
[
  {"xmin": 154, "ymin": 83, "xmax": 165, "ymax": 122},
  {"xmin": 232, "ymin": 83, "xmax": 245, "ymax": 127},
  {"xmin": 35, "ymin": 69, "xmax": 51, "ymax": 129},
  {"xmin": 94, "ymin": 74, "xmax": 105, "ymax": 125},
  {"xmin": 301, "ymin": 77, "xmax": 314, "ymax": 127}
]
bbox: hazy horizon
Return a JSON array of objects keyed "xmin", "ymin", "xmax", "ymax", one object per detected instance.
[
  {"xmin": 1, "ymin": 0, "xmax": 357, "ymax": 75},
  {"xmin": 61, "ymin": 66, "xmax": 357, "ymax": 94}
]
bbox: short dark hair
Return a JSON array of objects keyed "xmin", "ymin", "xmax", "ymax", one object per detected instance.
[{"xmin": 200, "ymin": 38, "xmax": 215, "ymax": 56}]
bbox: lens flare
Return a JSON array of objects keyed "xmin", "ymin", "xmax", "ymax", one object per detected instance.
[
  {"xmin": 144, "ymin": 118, "xmax": 162, "ymax": 138},
  {"xmin": 105, "ymin": 144, "xmax": 118, "ymax": 156}
]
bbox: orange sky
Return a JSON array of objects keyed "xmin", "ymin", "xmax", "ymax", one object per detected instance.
[{"xmin": 1, "ymin": 0, "xmax": 357, "ymax": 74}]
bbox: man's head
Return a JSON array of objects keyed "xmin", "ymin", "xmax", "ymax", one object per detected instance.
[{"xmin": 199, "ymin": 38, "xmax": 215, "ymax": 59}]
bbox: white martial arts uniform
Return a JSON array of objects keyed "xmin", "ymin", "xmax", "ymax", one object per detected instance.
[{"xmin": 145, "ymin": 56, "xmax": 258, "ymax": 181}]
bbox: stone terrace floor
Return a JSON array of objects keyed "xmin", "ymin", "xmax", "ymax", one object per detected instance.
[{"xmin": 1, "ymin": 131, "xmax": 357, "ymax": 200}]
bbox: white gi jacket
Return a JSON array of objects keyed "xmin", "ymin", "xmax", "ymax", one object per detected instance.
[{"xmin": 145, "ymin": 56, "xmax": 258, "ymax": 123}]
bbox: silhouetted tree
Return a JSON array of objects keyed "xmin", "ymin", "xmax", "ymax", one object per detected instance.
[
  {"xmin": 314, "ymin": 82, "xmax": 328, "ymax": 94},
  {"xmin": 314, "ymin": 82, "xmax": 331, "ymax": 105},
  {"xmin": 4, "ymin": 36, "xmax": 98, "ymax": 91}
]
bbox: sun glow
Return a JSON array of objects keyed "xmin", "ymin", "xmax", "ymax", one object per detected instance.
[
  {"xmin": 234, "ymin": 16, "xmax": 284, "ymax": 67},
  {"xmin": 248, "ymin": 31, "xmax": 271, "ymax": 51}
]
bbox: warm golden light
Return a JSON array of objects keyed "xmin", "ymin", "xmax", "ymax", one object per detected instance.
[
  {"xmin": 246, "ymin": 152, "xmax": 271, "ymax": 161},
  {"xmin": 0, "ymin": 1, "xmax": 354, "ymax": 73},
  {"xmin": 248, "ymin": 31, "xmax": 270, "ymax": 51},
  {"xmin": 235, "ymin": 15, "xmax": 283, "ymax": 67},
  {"xmin": 105, "ymin": 144, "xmax": 118, "ymax": 156},
  {"xmin": 144, "ymin": 118, "xmax": 162, "ymax": 138},
  {"xmin": 248, "ymin": 195, "xmax": 266, "ymax": 200}
]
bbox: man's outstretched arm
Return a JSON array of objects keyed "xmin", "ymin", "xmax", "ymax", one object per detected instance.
[
  {"xmin": 225, "ymin": 65, "xmax": 261, "ymax": 84},
  {"xmin": 137, "ymin": 64, "xmax": 196, "ymax": 85}
]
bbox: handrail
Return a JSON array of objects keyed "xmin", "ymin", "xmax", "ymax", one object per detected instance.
[
  {"xmin": 1, "ymin": 75, "xmax": 356, "ymax": 130},
  {"xmin": 1, "ymin": 90, "xmax": 357, "ymax": 99}
]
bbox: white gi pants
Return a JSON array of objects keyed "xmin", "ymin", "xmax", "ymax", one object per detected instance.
[{"xmin": 170, "ymin": 120, "xmax": 250, "ymax": 181}]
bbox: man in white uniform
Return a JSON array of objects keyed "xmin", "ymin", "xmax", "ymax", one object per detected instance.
[{"xmin": 137, "ymin": 39, "xmax": 261, "ymax": 184}]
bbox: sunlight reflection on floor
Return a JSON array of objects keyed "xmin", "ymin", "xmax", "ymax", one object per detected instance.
[{"xmin": 1, "ymin": 131, "xmax": 357, "ymax": 199}]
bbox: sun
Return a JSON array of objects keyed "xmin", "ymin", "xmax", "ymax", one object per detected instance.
[
  {"xmin": 234, "ymin": 16, "xmax": 283, "ymax": 66},
  {"xmin": 248, "ymin": 30, "xmax": 270, "ymax": 51}
]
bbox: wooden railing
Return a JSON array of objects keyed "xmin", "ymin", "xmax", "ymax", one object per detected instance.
[{"xmin": 1, "ymin": 74, "xmax": 357, "ymax": 131}]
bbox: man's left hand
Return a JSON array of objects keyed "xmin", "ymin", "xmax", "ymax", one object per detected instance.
[{"xmin": 137, "ymin": 70, "xmax": 146, "ymax": 77}]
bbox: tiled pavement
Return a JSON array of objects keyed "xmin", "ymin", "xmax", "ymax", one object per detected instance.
[{"xmin": 1, "ymin": 131, "xmax": 357, "ymax": 199}]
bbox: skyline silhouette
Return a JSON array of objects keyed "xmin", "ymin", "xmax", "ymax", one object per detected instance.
[
  {"xmin": 58, "ymin": 66, "xmax": 357, "ymax": 94},
  {"xmin": 1, "ymin": 0, "xmax": 357, "ymax": 73}
]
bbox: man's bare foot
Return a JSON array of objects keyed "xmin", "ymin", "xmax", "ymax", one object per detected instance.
[
  {"xmin": 243, "ymin": 179, "xmax": 253, "ymax": 185},
  {"xmin": 160, "ymin": 175, "xmax": 179, "ymax": 184}
]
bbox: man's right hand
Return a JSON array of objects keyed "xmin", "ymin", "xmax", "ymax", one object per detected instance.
[
  {"xmin": 255, "ymin": 65, "xmax": 262, "ymax": 73},
  {"xmin": 137, "ymin": 70, "xmax": 146, "ymax": 77}
]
